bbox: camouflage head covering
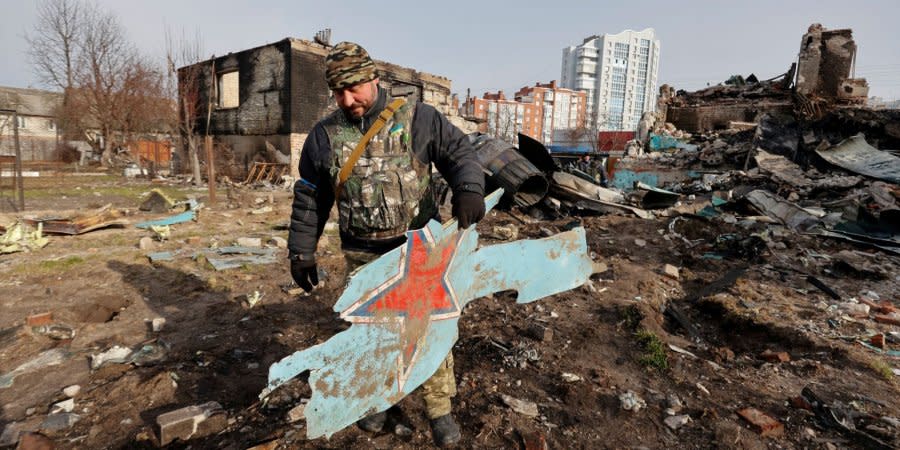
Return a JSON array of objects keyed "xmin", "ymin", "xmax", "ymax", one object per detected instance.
[{"xmin": 325, "ymin": 42, "xmax": 378, "ymax": 90}]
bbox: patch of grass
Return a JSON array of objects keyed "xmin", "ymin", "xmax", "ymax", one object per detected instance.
[
  {"xmin": 869, "ymin": 358, "xmax": 895, "ymax": 382},
  {"xmin": 38, "ymin": 255, "xmax": 85, "ymax": 271},
  {"xmin": 24, "ymin": 182, "xmax": 191, "ymax": 203},
  {"xmin": 635, "ymin": 329, "xmax": 669, "ymax": 371}
]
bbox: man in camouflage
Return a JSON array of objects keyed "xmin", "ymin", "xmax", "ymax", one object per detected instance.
[{"xmin": 288, "ymin": 41, "xmax": 485, "ymax": 447}]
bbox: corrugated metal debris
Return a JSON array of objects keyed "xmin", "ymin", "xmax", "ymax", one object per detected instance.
[
  {"xmin": 23, "ymin": 204, "xmax": 127, "ymax": 235},
  {"xmin": 815, "ymin": 134, "xmax": 900, "ymax": 184}
]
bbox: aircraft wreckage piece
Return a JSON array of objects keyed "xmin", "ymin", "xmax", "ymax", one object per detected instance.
[{"xmin": 262, "ymin": 189, "xmax": 596, "ymax": 439}]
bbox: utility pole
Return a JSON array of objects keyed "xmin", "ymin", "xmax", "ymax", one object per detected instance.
[
  {"xmin": 1, "ymin": 108, "xmax": 24, "ymax": 211},
  {"xmin": 205, "ymin": 61, "xmax": 217, "ymax": 205}
]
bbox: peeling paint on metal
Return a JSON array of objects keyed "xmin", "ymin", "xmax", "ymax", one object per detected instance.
[{"xmin": 263, "ymin": 189, "xmax": 594, "ymax": 438}]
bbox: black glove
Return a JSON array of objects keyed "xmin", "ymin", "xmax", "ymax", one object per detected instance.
[
  {"xmin": 290, "ymin": 257, "xmax": 318, "ymax": 293},
  {"xmin": 452, "ymin": 191, "xmax": 485, "ymax": 229}
]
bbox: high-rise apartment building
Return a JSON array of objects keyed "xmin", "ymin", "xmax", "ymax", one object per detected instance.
[{"xmin": 561, "ymin": 28, "xmax": 660, "ymax": 131}]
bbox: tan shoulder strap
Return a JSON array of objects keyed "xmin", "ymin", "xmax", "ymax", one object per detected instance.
[{"xmin": 336, "ymin": 98, "xmax": 407, "ymax": 191}]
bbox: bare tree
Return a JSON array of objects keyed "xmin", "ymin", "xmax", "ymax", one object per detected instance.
[
  {"xmin": 71, "ymin": 6, "xmax": 140, "ymax": 164},
  {"xmin": 25, "ymin": 0, "xmax": 84, "ymax": 139},
  {"xmin": 27, "ymin": 0, "xmax": 172, "ymax": 166},
  {"xmin": 25, "ymin": 0, "xmax": 82, "ymax": 92},
  {"xmin": 165, "ymin": 26, "xmax": 204, "ymax": 183}
]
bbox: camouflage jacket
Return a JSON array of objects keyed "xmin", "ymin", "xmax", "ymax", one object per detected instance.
[{"xmin": 289, "ymin": 87, "xmax": 484, "ymax": 259}]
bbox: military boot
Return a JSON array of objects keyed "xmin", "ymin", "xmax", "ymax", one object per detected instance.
[
  {"xmin": 430, "ymin": 414, "xmax": 461, "ymax": 447},
  {"xmin": 357, "ymin": 411, "xmax": 387, "ymax": 432}
]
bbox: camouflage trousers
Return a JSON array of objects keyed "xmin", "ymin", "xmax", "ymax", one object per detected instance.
[{"xmin": 345, "ymin": 249, "xmax": 457, "ymax": 419}]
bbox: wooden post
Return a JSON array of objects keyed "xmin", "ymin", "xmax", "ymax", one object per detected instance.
[
  {"xmin": 205, "ymin": 135, "xmax": 215, "ymax": 204},
  {"xmin": 12, "ymin": 110, "xmax": 24, "ymax": 211}
]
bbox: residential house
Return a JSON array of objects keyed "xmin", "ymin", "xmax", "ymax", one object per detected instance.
[{"xmin": 0, "ymin": 86, "xmax": 62, "ymax": 161}]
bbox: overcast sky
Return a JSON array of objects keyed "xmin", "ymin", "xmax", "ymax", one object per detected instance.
[{"xmin": 2, "ymin": 0, "xmax": 898, "ymax": 100}]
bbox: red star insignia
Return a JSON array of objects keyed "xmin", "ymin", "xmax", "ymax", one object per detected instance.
[{"xmin": 340, "ymin": 227, "xmax": 462, "ymax": 392}]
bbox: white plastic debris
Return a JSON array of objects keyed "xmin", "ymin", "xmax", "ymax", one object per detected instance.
[
  {"xmin": 62, "ymin": 385, "xmax": 81, "ymax": 398},
  {"xmin": 151, "ymin": 317, "xmax": 166, "ymax": 332},
  {"xmin": 51, "ymin": 398, "xmax": 75, "ymax": 414},
  {"xmin": 664, "ymin": 414, "xmax": 691, "ymax": 431},
  {"xmin": 619, "ymin": 390, "xmax": 647, "ymax": 412},
  {"xmin": 561, "ymin": 372, "xmax": 583, "ymax": 383},
  {"xmin": 91, "ymin": 346, "xmax": 133, "ymax": 370}
]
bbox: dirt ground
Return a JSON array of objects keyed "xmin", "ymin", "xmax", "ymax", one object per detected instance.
[{"xmin": 1, "ymin": 172, "xmax": 899, "ymax": 449}]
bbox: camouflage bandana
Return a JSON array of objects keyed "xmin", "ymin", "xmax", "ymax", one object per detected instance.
[{"xmin": 325, "ymin": 42, "xmax": 378, "ymax": 90}]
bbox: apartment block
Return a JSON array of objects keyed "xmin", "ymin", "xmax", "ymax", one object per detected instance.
[
  {"xmin": 514, "ymin": 81, "xmax": 586, "ymax": 144},
  {"xmin": 561, "ymin": 28, "xmax": 660, "ymax": 131},
  {"xmin": 462, "ymin": 81, "xmax": 585, "ymax": 145}
]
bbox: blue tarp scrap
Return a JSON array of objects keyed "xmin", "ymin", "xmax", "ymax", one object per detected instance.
[
  {"xmin": 135, "ymin": 200, "xmax": 201, "ymax": 229},
  {"xmin": 648, "ymin": 133, "xmax": 698, "ymax": 152}
]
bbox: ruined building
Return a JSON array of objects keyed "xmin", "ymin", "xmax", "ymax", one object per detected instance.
[
  {"xmin": 178, "ymin": 38, "xmax": 455, "ymax": 177},
  {"xmin": 663, "ymin": 24, "xmax": 870, "ymax": 134},
  {"xmin": 795, "ymin": 24, "xmax": 869, "ymax": 102}
]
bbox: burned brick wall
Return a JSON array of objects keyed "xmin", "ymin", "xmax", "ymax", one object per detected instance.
[
  {"xmin": 179, "ymin": 38, "xmax": 456, "ymax": 177},
  {"xmin": 288, "ymin": 40, "xmax": 333, "ymax": 134},
  {"xmin": 796, "ymin": 24, "xmax": 865, "ymax": 101},
  {"xmin": 667, "ymin": 103, "xmax": 794, "ymax": 133},
  {"xmin": 185, "ymin": 39, "xmax": 292, "ymax": 136}
]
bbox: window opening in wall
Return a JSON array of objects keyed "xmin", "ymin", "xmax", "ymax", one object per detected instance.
[
  {"xmin": 217, "ymin": 71, "xmax": 239, "ymax": 108},
  {"xmin": 16, "ymin": 115, "xmax": 26, "ymax": 129}
]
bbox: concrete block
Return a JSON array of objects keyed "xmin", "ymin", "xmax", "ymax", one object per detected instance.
[
  {"xmin": 286, "ymin": 403, "xmax": 305, "ymax": 423},
  {"xmin": 663, "ymin": 264, "xmax": 680, "ymax": 280},
  {"xmin": 268, "ymin": 236, "xmax": 287, "ymax": 249},
  {"xmin": 236, "ymin": 237, "xmax": 262, "ymax": 248},
  {"xmin": 40, "ymin": 413, "xmax": 80, "ymax": 432},
  {"xmin": 0, "ymin": 422, "xmax": 24, "ymax": 447},
  {"xmin": 156, "ymin": 401, "xmax": 226, "ymax": 446},
  {"xmin": 139, "ymin": 237, "xmax": 154, "ymax": 250}
]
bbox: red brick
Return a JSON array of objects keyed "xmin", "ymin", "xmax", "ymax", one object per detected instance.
[
  {"xmin": 789, "ymin": 396, "xmax": 813, "ymax": 411},
  {"xmin": 26, "ymin": 312, "xmax": 53, "ymax": 327},
  {"xmin": 870, "ymin": 334, "xmax": 886, "ymax": 349},
  {"xmin": 737, "ymin": 407, "xmax": 784, "ymax": 437},
  {"xmin": 16, "ymin": 432, "xmax": 54, "ymax": 450},
  {"xmin": 859, "ymin": 298, "xmax": 896, "ymax": 314},
  {"xmin": 760, "ymin": 350, "xmax": 790, "ymax": 363},
  {"xmin": 521, "ymin": 431, "xmax": 548, "ymax": 450},
  {"xmin": 874, "ymin": 313, "xmax": 900, "ymax": 326}
]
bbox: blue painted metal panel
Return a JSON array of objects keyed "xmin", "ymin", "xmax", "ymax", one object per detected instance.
[
  {"xmin": 548, "ymin": 144, "xmax": 593, "ymax": 154},
  {"xmin": 263, "ymin": 189, "xmax": 595, "ymax": 438},
  {"xmin": 134, "ymin": 210, "xmax": 196, "ymax": 229},
  {"xmin": 611, "ymin": 169, "xmax": 660, "ymax": 190},
  {"xmin": 649, "ymin": 133, "xmax": 698, "ymax": 152}
]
